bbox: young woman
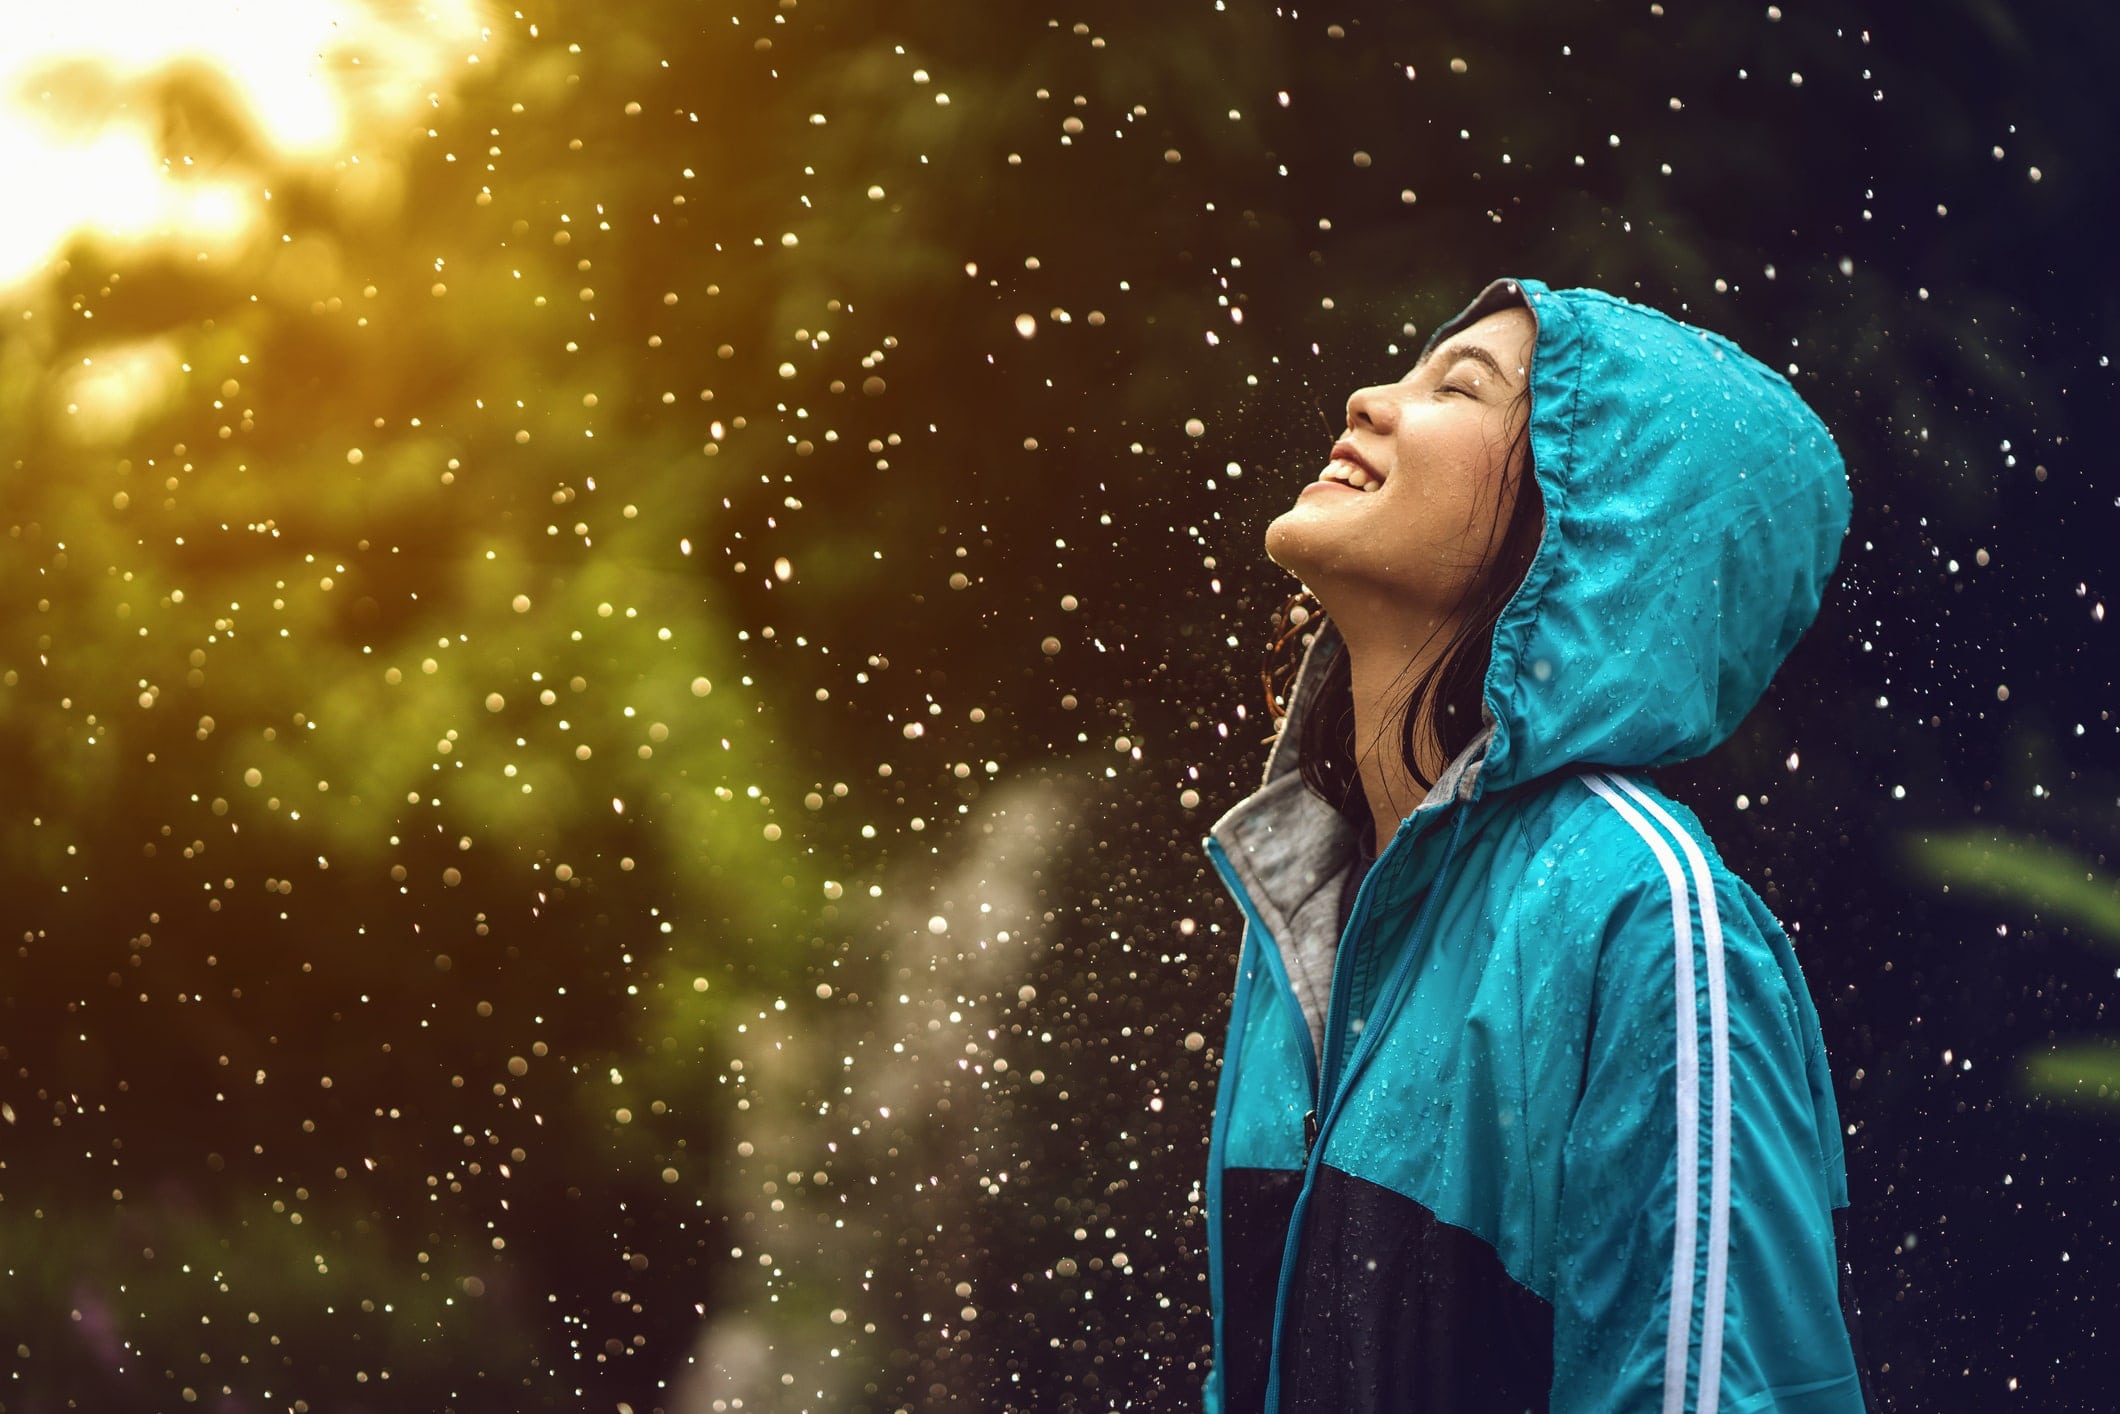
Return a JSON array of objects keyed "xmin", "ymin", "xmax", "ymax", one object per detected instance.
[{"xmin": 1201, "ymin": 278, "xmax": 1877, "ymax": 1413}]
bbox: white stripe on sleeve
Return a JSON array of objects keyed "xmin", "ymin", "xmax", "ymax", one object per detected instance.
[
  {"xmin": 1609, "ymin": 775, "xmax": 1732, "ymax": 1414},
  {"xmin": 1583, "ymin": 773, "xmax": 1706, "ymax": 1414}
]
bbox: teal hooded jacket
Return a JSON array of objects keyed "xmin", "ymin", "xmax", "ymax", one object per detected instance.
[{"xmin": 1202, "ymin": 278, "xmax": 1874, "ymax": 1413}]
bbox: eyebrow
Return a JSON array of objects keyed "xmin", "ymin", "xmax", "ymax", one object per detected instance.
[{"xmin": 1416, "ymin": 342, "xmax": 1517, "ymax": 388}]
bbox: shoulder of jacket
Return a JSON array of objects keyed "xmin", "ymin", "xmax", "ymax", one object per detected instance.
[
  {"xmin": 1497, "ymin": 771, "xmax": 1651, "ymax": 872},
  {"xmin": 1498, "ymin": 770, "xmax": 1749, "ymax": 928}
]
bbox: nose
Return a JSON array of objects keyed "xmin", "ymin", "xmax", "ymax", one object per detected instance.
[{"xmin": 1345, "ymin": 383, "xmax": 1397, "ymax": 437}]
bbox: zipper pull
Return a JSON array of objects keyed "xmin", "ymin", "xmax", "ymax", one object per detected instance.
[{"xmin": 1302, "ymin": 1109, "xmax": 1319, "ymax": 1160}]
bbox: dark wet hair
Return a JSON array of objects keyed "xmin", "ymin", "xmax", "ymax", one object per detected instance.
[{"xmin": 1263, "ymin": 378, "xmax": 1543, "ymax": 832}]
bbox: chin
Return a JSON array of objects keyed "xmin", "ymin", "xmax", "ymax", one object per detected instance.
[
  {"xmin": 1263, "ymin": 504, "xmax": 1328, "ymax": 580},
  {"xmin": 1263, "ymin": 508, "xmax": 1314, "ymax": 576}
]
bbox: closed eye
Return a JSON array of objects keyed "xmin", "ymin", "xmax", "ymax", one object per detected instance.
[{"xmin": 1439, "ymin": 382, "xmax": 1477, "ymax": 397}]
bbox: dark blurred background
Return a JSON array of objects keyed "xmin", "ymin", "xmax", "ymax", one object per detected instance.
[{"xmin": 1, "ymin": 2, "xmax": 2114, "ymax": 1410}]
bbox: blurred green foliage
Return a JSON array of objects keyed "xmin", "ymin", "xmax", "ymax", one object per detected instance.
[
  {"xmin": 1904, "ymin": 829, "xmax": 2120, "ymax": 1112},
  {"xmin": 1904, "ymin": 832, "xmax": 2120, "ymax": 952}
]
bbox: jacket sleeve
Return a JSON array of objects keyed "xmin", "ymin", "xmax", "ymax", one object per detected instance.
[{"xmin": 1547, "ymin": 796, "xmax": 1867, "ymax": 1413}]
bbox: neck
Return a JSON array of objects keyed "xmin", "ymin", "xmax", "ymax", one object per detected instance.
[{"xmin": 1335, "ymin": 613, "xmax": 1459, "ymax": 856}]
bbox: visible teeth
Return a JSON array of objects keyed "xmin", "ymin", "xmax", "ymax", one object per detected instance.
[{"xmin": 1319, "ymin": 460, "xmax": 1382, "ymax": 491}]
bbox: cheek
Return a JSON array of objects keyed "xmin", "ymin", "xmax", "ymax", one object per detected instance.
[{"xmin": 1395, "ymin": 429, "xmax": 1498, "ymax": 531}]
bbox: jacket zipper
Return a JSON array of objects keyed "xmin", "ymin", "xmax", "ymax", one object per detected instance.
[
  {"xmin": 1219, "ymin": 804, "xmax": 1454, "ymax": 1414},
  {"xmin": 1206, "ymin": 815, "xmax": 1421, "ymax": 1159}
]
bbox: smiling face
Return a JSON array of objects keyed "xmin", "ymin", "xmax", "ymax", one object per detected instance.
[{"xmin": 1265, "ymin": 305, "xmax": 1538, "ymax": 625}]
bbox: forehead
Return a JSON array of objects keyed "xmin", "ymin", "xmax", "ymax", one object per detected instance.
[
  {"xmin": 1434, "ymin": 306, "xmax": 1535, "ymax": 356},
  {"xmin": 1410, "ymin": 304, "xmax": 1536, "ymax": 380}
]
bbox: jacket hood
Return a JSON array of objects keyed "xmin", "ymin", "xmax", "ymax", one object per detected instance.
[{"xmin": 1269, "ymin": 276, "xmax": 1851, "ymax": 802}]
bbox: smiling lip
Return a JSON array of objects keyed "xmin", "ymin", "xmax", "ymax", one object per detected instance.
[{"xmin": 1329, "ymin": 439, "xmax": 1384, "ymax": 486}]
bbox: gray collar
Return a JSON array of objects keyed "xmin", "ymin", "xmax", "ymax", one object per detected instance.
[{"xmin": 1206, "ymin": 620, "xmax": 1491, "ymax": 1053}]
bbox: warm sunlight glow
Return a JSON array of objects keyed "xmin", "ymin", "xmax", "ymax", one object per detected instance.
[{"xmin": 0, "ymin": 0, "xmax": 494, "ymax": 291}]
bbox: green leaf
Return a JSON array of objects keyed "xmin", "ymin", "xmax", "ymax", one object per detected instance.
[
  {"xmin": 1902, "ymin": 829, "xmax": 2120, "ymax": 950},
  {"xmin": 2023, "ymin": 1043, "xmax": 2120, "ymax": 1112}
]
